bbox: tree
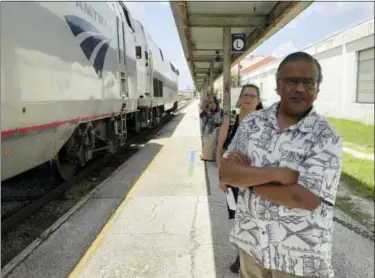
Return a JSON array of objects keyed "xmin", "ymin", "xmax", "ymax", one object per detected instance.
[{"xmin": 231, "ymin": 75, "xmax": 238, "ymax": 87}]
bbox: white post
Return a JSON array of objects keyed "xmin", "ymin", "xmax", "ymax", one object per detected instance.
[
  {"xmin": 210, "ymin": 61, "xmax": 214, "ymax": 96},
  {"xmin": 223, "ymin": 27, "xmax": 232, "ymax": 117}
]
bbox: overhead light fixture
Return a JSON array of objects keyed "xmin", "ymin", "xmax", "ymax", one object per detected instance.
[{"xmin": 215, "ymin": 50, "xmax": 220, "ymax": 62}]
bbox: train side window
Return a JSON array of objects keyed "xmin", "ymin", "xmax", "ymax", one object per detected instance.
[
  {"xmin": 145, "ymin": 51, "xmax": 149, "ymax": 66},
  {"xmin": 159, "ymin": 80, "xmax": 163, "ymax": 97},
  {"xmin": 159, "ymin": 49, "xmax": 164, "ymax": 61},
  {"xmin": 136, "ymin": 46, "xmax": 142, "ymax": 59},
  {"xmin": 153, "ymin": 78, "xmax": 158, "ymax": 97},
  {"xmin": 119, "ymin": 2, "xmax": 134, "ymax": 32}
]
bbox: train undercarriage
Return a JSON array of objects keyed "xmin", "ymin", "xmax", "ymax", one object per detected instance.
[{"xmin": 51, "ymin": 102, "xmax": 178, "ymax": 181}]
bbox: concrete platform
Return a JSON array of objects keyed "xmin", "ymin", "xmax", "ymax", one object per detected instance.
[
  {"xmin": 5, "ymin": 100, "xmax": 239, "ymax": 278},
  {"xmin": 5, "ymin": 99, "xmax": 374, "ymax": 278},
  {"xmin": 67, "ymin": 100, "xmax": 238, "ymax": 278}
]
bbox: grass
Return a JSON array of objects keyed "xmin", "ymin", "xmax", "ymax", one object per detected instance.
[
  {"xmin": 335, "ymin": 196, "xmax": 374, "ymax": 231},
  {"xmin": 326, "ymin": 117, "xmax": 374, "ymax": 154},
  {"xmin": 327, "ymin": 118, "xmax": 375, "ymax": 227},
  {"xmin": 341, "ymin": 152, "xmax": 374, "ymax": 199},
  {"xmin": 336, "ymin": 153, "xmax": 374, "ymax": 229}
]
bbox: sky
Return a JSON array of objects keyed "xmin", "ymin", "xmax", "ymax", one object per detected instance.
[{"xmin": 124, "ymin": 1, "xmax": 374, "ymax": 91}]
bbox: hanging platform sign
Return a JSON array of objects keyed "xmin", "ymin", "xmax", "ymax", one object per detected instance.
[{"xmin": 232, "ymin": 33, "xmax": 246, "ymax": 53}]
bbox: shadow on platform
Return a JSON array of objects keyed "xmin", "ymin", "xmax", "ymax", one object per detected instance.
[{"xmin": 155, "ymin": 112, "xmax": 186, "ymax": 140}]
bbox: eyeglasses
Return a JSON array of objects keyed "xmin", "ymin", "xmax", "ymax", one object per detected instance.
[
  {"xmin": 279, "ymin": 77, "xmax": 318, "ymax": 89},
  {"xmin": 241, "ymin": 94, "xmax": 258, "ymax": 99}
]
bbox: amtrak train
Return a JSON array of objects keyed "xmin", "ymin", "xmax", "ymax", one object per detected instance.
[{"xmin": 0, "ymin": 1, "xmax": 179, "ymax": 182}]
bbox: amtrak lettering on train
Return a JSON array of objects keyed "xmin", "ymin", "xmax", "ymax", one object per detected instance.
[
  {"xmin": 65, "ymin": 15, "xmax": 111, "ymax": 78},
  {"xmin": 75, "ymin": 1, "xmax": 108, "ymax": 28},
  {"xmin": 1, "ymin": 1, "xmax": 180, "ymax": 182}
]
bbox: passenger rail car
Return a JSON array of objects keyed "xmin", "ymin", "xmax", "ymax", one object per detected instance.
[
  {"xmin": 133, "ymin": 19, "xmax": 179, "ymax": 128},
  {"xmin": 0, "ymin": 1, "xmax": 179, "ymax": 182}
]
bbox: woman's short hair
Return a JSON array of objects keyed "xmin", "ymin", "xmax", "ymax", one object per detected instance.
[{"xmin": 236, "ymin": 84, "xmax": 263, "ymax": 110}]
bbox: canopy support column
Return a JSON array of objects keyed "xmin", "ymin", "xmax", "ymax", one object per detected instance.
[{"xmin": 223, "ymin": 27, "xmax": 232, "ymax": 117}]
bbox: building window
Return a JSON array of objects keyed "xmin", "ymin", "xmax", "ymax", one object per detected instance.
[{"xmin": 357, "ymin": 47, "xmax": 374, "ymax": 103}]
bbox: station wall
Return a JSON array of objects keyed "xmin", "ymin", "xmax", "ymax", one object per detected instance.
[{"xmin": 238, "ymin": 18, "xmax": 375, "ymax": 125}]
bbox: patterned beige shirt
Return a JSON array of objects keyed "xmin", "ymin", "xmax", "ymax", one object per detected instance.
[{"xmin": 223, "ymin": 102, "xmax": 343, "ymax": 278}]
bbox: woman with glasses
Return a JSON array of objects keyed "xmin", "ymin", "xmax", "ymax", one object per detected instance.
[{"xmin": 216, "ymin": 84, "xmax": 263, "ymax": 274}]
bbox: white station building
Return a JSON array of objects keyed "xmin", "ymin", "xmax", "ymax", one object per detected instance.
[{"xmin": 217, "ymin": 17, "xmax": 375, "ymax": 125}]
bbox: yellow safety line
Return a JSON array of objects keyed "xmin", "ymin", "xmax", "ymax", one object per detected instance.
[{"xmin": 68, "ymin": 138, "xmax": 170, "ymax": 278}]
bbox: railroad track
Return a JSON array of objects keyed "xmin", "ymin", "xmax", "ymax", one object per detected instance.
[{"xmin": 1, "ymin": 99, "xmax": 192, "ymax": 268}]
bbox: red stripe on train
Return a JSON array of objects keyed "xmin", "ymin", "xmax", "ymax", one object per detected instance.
[
  {"xmin": 1, "ymin": 105, "xmax": 160, "ymax": 137},
  {"xmin": 1, "ymin": 112, "xmax": 116, "ymax": 137}
]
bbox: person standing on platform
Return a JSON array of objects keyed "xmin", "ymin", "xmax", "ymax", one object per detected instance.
[
  {"xmin": 204, "ymin": 101, "xmax": 222, "ymax": 134},
  {"xmin": 199, "ymin": 94, "xmax": 212, "ymax": 135},
  {"xmin": 219, "ymin": 51, "xmax": 343, "ymax": 278},
  {"xmin": 216, "ymin": 84, "xmax": 264, "ymax": 274},
  {"xmin": 200, "ymin": 98, "xmax": 222, "ymax": 162}
]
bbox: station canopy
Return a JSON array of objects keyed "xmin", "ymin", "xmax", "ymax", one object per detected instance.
[{"xmin": 170, "ymin": 1, "xmax": 312, "ymax": 90}]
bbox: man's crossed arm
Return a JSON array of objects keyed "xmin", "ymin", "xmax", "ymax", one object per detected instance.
[{"xmin": 219, "ymin": 152, "xmax": 321, "ymax": 211}]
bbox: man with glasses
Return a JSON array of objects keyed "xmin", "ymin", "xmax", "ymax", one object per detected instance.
[{"xmin": 219, "ymin": 52, "xmax": 342, "ymax": 278}]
